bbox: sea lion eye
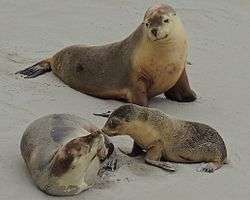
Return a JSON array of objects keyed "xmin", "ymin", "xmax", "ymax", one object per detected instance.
[
  {"xmin": 109, "ymin": 118, "xmax": 120, "ymax": 129},
  {"xmin": 145, "ymin": 22, "xmax": 149, "ymax": 27},
  {"xmin": 164, "ymin": 19, "xmax": 169, "ymax": 23}
]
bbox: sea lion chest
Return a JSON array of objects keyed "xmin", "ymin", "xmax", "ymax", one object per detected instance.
[
  {"xmin": 132, "ymin": 40, "xmax": 187, "ymax": 97},
  {"xmin": 127, "ymin": 120, "xmax": 161, "ymax": 149}
]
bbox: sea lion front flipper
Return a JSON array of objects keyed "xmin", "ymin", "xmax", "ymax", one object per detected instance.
[
  {"xmin": 144, "ymin": 141, "xmax": 176, "ymax": 171},
  {"xmin": 164, "ymin": 68, "xmax": 196, "ymax": 102},
  {"xmin": 145, "ymin": 159, "xmax": 176, "ymax": 172},
  {"xmin": 118, "ymin": 142, "xmax": 145, "ymax": 157},
  {"xmin": 127, "ymin": 142, "xmax": 144, "ymax": 157}
]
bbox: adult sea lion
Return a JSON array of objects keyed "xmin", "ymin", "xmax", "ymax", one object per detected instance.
[
  {"xmin": 16, "ymin": 3, "xmax": 196, "ymax": 106},
  {"xmin": 20, "ymin": 114, "xmax": 116, "ymax": 196}
]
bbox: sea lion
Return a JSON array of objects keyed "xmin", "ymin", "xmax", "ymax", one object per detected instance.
[
  {"xmin": 101, "ymin": 104, "xmax": 227, "ymax": 173},
  {"xmin": 20, "ymin": 114, "xmax": 116, "ymax": 196},
  {"xmin": 16, "ymin": 3, "xmax": 196, "ymax": 106}
]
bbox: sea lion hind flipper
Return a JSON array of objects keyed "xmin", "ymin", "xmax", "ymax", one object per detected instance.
[
  {"xmin": 16, "ymin": 59, "xmax": 52, "ymax": 78},
  {"xmin": 196, "ymin": 162, "xmax": 222, "ymax": 173}
]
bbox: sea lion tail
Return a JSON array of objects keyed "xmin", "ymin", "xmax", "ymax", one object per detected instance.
[{"xmin": 15, "ymin": 58, "xmax": 52, "ymax": 78}]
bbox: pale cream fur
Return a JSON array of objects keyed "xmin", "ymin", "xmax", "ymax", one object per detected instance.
[{"xmin": 132, "ymin": 15, "xmax": 188, "ymax": 97}]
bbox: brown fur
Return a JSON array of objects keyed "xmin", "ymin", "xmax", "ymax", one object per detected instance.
[
  {"xmin": 102, "ymin": 104, "xmax": 227, "ymax": 173},
  {"xmin": 16, "ymin": 3, "xmax": 196, "ymax": 106}
]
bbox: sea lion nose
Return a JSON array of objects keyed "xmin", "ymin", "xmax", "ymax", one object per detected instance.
[{"xmin": 151, "ymin": 28, "xmax": 158, "ymax": 37}]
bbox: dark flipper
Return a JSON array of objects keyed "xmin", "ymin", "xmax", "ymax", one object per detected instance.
[
  {"xmin": 100, "ymin": 147, "xmax": 118, "ymax": 172},
  {"xmin": 128, "ymin": 142, "xmax": 144, "ymax": 157},
  {"xmin": 119, "ymin": 142, "xmax": 145, "ymax": 157},
  {"xmin": 15, "ymin": 59, "xmax": 51, "ymax": 78},
  {"xmin": 100, "ymin": 135, "xmax": 117, "ymax": 172},
  {"xmin": 103, "ymin": 135, "xmax": 115, "ymax": 158},
  {"xmin": 164, "ymin": 68, "xmax": 197, "ymax": 102},
  {"xmin": 93, "ymin": 111, "xmax": 112, "ymax": 118},
  {"xmin": 101, "ymin": 156, "xmax": 118, "ymax": 171}
]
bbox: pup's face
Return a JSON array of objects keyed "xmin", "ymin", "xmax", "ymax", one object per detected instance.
[
  {"xmin": 102, "ymin": 117, "xmax": 127, "ymax": 136},
  {"xmin": 143, "ymin": 4, "xmax": 176, "ymax": 41},
  {"xmin": 101, "ymin": 104, "xmax": 138, "ymax": 137}
]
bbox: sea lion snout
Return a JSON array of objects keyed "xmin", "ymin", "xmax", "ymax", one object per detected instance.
[
  {"xmin": 101, "ymin": 127, "xmax": 118, "ymax": 137},
  {"xmin": 151, "ymin": 28, "xmax": 158, "ymax": 37},
  {"xmin": 101, "ymin": 104, "xmax": 143, "ymax": 136},
  {"xmin": 102, "ymin": 120, "xmax": 127, "ymax": 137}
]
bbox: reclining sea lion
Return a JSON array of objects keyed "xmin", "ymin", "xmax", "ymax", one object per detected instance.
[
  {"xmin": 20, "ymin": 114, "xmax": 116, "ymax": 196},
  {"xmin": 16, "ymin": 3, "xmax": 196, "ymax": 106}
]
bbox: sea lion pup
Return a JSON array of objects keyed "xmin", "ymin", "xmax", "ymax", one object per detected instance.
[
  {"xmin": 16, "ymin": 3, "xmax": 196, "ymax": 106},
  {"xmin": 20, "ymin": 114, "xmax": 116, "ymax": 196},
  {"xmin": 101, "ymin": 104, "xmax": 227, "ymax": 173}
]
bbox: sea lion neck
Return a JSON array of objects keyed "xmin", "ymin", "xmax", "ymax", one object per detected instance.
[{"xmin": 120, "ymin": 23, "xmax": 145, "ymax": 48}]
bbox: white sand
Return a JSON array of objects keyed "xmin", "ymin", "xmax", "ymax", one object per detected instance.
[{"xmin": 0, "ymin": 0, "xmax": 250, "ymax": 199}]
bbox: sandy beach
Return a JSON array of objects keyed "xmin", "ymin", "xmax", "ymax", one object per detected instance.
[{"xmin": 0, "ymin": 0, "xmax": 250, "ymax": 199}]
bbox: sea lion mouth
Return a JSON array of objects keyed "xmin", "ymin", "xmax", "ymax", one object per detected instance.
[{"xmin": 153, "ymin": 34, "xmax": 168, "ymax": 41}]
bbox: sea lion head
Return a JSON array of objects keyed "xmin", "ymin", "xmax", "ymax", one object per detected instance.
[
  {"xmin": 143, "ymin": 3, "xmax": 177, "ymax": 42},
  {"xmin": 50, "ymin": 132, "xmax": 108, "ymax": 177},
  {"xmin": 102, "ymin": 104, "xmax": 147, "ymax": 136}
]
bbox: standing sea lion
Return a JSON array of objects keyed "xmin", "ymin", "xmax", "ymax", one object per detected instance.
[
  {"xmin": 101, "ymin": 104, "xmax": 227, "ymax": 173},
  {"xmin": 16, "ymin": 3, "xmax": 196, "ymax": 106},
  {"xmin": 20, "ymin": 114, "xmax": 116, "ymax": 196}
]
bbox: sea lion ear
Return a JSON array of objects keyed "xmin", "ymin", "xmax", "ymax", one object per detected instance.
[{"xmin": 144, "ymin": 7, "xmax": 153, "ymax": 20}]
